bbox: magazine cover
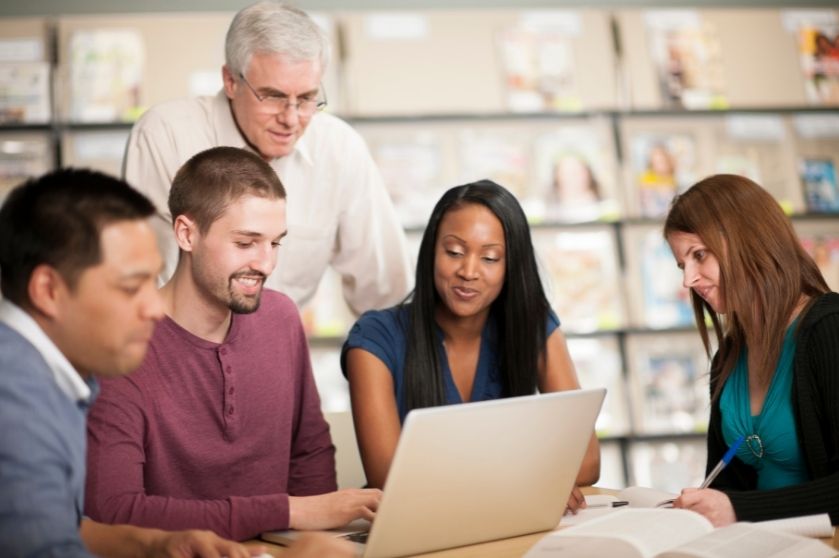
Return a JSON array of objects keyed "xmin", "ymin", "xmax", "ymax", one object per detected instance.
[
  {"xmin": 68, "ymin": 28, "xmax": 145, "ymax": 122},
  {"xmin": 0, "ymin": 62, "xmax": 51, "ymax": 123},
  {"xmin": 797, "ymin": 222, "xmax": 839, "ymax": 291},
  {"xmin": 456, "ymin": 126, "xmax": 532, "ymax": 210},
  {"xmin": 625, "ymin": 225, "xmax": 694, "ymax": 328},
  {"xmin": 629, "ymin": 439, "xmax": 707, "ymax": 494},
  {"xmin": 495, "ymin": 11, "xmax": 582, "ymax": 112},
  {"xmin": 0, "ymin": 133, "xmax": 51, "ymax": 199},
  {"xmin": 533, "ymin": 227, "xmax": 625, "ymax": 333},
  {"xmin": 626, "ymin": 332, "xmax": 709, "ymax": 435},
  {"xmin": 567, "ymin": 336, "xmax": 630, "ymax": 437},
  {"xmin": 629, "ymin": 132, "xmax": 698, "ymax": 218},
  {"xmin": 798, "ymin": 23, "xmax": 839, "ymax": 104},
  {"xmin": 532, "ymin": 123, "xmax": 621, "ymax": 223},
  {"xmin": 800, "ymin": 158, "xmax": 839, "ymax": 212},
  {"xmin": 644, "ymin": 10, "xmax": 727, "ymax": 109},
  {"xmin": 361, "ymin": 128, "xmax": 446, "ymax": 228}
]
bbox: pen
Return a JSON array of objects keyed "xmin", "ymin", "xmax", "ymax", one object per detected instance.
[
  {"xmin": 587, "ymin": 500, "xmax": 629, "ymax": 508},
  {"xmin": 699, "ymin": 434, "xmax": 745, "ymax": 489}
]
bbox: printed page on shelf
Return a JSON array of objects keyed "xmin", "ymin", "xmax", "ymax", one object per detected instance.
[
  {"xmin": 532, "ymin": 226, "xmax": 626, "ymax": 333},
  {"xmin": 794, "ymin": 219, "xmax": 839, "ymax": 292},
  {"xmin": 569, "ymin": 336, "xmax": 631, "ymax": 437},
  {"xmin": 714, "ymin": 114, "xmax": 803, "ymax": 214},
  {"xmin": 0, "ymin": 132, "xmax": 52, "ymax": 198},
  {"xmin": 531, "ymin": 119, "xmax": 621, "ymax": 223},
  {"xmin": 625, "ymin": 332, "xmax": 710, "ymax": 436},
  {"xmin": 623, "ymin": 224, "xmax": 694, "ymax": 329},
  {"xmin": 529, "ymin": 509, "xmax": 836, "ymax": 558}
]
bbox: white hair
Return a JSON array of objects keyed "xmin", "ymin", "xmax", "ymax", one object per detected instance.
[{"xmin": 225, "ymin": 1, "xmax": 330, "ymax": 77}]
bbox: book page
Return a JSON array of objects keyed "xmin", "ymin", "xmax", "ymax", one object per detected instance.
[
  {"xmin": 619, "ymin": 486, "xmax": 679, "ymax": 508},
  {"xmin": 548, "ymin": 509, "xmax": 713, "ymax": 558},
  {"xmin": 660, "ymin": 522, "xmax": 836, "ymax": 558},
  {"xmin": 755, "ymin": 513, "xmax": 835, "ymax": 539}
]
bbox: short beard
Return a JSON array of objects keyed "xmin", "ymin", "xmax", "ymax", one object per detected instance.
[{"xmin": 227, "ymin": 272, "xmax": 265, "ymax": 314}]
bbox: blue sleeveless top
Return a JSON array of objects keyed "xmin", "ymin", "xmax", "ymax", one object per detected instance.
[
  {"xmin": 720, "ymin": 322, "xmax": 808, "ymax": 490},
  {"xmin": 341, "ymin": 304, "xmax": 560, "ymax": 423}
]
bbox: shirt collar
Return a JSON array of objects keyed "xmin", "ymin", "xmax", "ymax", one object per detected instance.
[
  {"xmin": 211, "ymin": 89, "xmax": 314, "ymax": 167},
  {"xmin": 0, "ymin": 299, "xmax": 92, "ymax": 403}
]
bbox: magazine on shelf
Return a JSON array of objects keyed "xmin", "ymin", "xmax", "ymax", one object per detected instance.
[
  {"xmin": 568, "ymin": 336, "xmax": 630, "ymax": 437},
  {"xmin": 358, "ymin": 126, "xmax": 448, "ymax": 228},
  {"xmin": 68, "ymin": 28, "xmax": 145, "ymax": 122},
  {"xmin": 456, "ymin": 125, "xmax": 532, "ymax": 208},
  {"xmin": 714, "ymin": 114, "xmax": 802, "ymax": 213},
  {"xmin": 0, "ymin": 61, "xmax": 50, "ymax": 123},
  {"xmin": 628, "ymin": 131, "xmax": 699, "ymax": 219},
  {"xmin": 795, "ymin": 219, "xmax": 839, "ymax": 292},
  {"xmin": 533, "ymin": 227, "xmax": 625, "ymax": 333},
  {"xmin": 62, "ymin": 129, "xmax": 131, "ymax": 178},
  {"xmin": 532, "ymin": 122, "xmax": 621, "ymax": 223},
  {"xmin": 794, "ymin": 17, "xmax": 839, "ymax": 105},
  {"xmin": 495, "ymin": 11, "xmax": 583, "ymax": 112},
  {"xmin": 626, "ymin": 332, "xmax": 709, "ymax": 435},
  {"xmin": 0, "ymin": 133, "xmax": 51, "ymax": 198},
  {"xmin": 643, "ymin": 10, "xmax": 728, "ymax": 110},
  {"xmin": 800, "ymin": 158, "xmax": 839, "ymax": 213},
  {"xmin": 624, "ymin": 225, "xmax": 694, "ymax": 329}
]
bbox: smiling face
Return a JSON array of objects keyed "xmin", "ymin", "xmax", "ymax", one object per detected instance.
[
  {"xmin": 188, "ymin": 194, "xmax": 287, "ymax": 314},
  {"xmin": 667, "ymin": 231, "xmax": 724, "ymax": 313},
  {"xmin": 223, "ymin": 52, "xmax": 322, "ymax": 160},
  {"xmin": 433, "ymin": 203, "xmax": 507, "ymax": 324},
  {"xmin": 53, "ymin": 219, "xmax": 164, "ymax": 378}
]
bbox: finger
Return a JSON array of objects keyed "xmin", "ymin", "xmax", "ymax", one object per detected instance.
[{"xmin": 189, "ymin": 535, "xmax": 222, "ymax": 558}]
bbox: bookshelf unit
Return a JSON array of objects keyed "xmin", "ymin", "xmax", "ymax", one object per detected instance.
[{"xmin": 2, "ymin": 7, "xmax": 839, "ymax": 490}]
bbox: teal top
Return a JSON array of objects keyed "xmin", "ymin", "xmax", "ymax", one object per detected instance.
[{"xmin": 720, "ymin": 322, "xmax": 809, "ymax": 490}]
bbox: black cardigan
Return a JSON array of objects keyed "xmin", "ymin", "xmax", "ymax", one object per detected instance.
[{"xmin": 706, "ymin": 292, "xmax": 839, "ymax": 523}]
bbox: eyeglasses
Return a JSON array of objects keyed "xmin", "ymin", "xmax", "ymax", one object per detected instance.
[{"xmin": 238, "ymin": 73, "xmax": 327, "ymax": 116}]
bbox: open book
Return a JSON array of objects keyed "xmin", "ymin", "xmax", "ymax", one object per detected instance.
[{"xmin": 530, "ymin": 508, "xmax": 836, "ymax": 558}]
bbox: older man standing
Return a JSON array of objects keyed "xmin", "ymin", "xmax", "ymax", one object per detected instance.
[{"xmin": 124, "ymin": 1, "xmax": 411, "ymax": 312}]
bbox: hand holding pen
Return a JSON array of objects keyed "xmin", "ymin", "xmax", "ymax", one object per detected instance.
[
  {"xmin": 700, "ymin": 434, "xmax": 745, "ymax": 489},
  {"xmin": 657, "ymin": 434, "xmax": 745, "ymax": 508}
]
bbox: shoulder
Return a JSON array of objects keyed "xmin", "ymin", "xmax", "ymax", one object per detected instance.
[
  {"xmin": 303, "ymin": 112, "xmax": 369, "ymax": 154},
  {"xmin": 131, "ymin": 96, "xmax": 213, "ymax": 134},
  {"xmin": 352, "ymin": 306, "xmax": 408, "ymax": 339},
  {"xmin": 798, "ymin": 292, "xmax": 839, "ymax": 341},
  {"xmin": 546, "ymin": 308, "xmax": 561, "ymax": 334},
  {"xmin": 342, "ymin": 306, "xmax": 408, "ymax": 373},
  {"xmin": 0, "ymin": 326, "xmax": 71, "ymax": 424}
]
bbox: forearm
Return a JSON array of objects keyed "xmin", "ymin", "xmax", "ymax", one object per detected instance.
[
  {"xmin": 80, "ymin": 519, "xmax": 165, "ymax": 558},
  {"xmin": 575, "ymin": 434, "xmax": 601, "ymax": 486},
  {"xmin": 726, "ymin": 473, "xmax": 839, "ymax": 523},
  {"xmin": 91, "ymin": 492, "xmax": 289, "ymax": 541}
]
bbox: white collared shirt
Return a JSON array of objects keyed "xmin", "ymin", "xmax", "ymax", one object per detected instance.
[
  {"xmin": 0, "ymin": 300, "xmax": 91, "ymax": 403},
  {"xmin": 123, "ymin": 91, "xmax": 412, "ymax": 314}
]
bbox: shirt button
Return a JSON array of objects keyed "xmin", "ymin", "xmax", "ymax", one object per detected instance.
[
  {"xmin": 228, "ymin": 406, "xmax": 235, "ymax": 416},
  {"xmin": 219, "ymin": 348, "xmax": 227, "ymax": 356},
  {"xmin": 228, "ymin": 387, "xmax": 235, "ymax": 395},
  {"xmin": 225, "ymin": 366, "xmax": 232, "ymax": 374}
]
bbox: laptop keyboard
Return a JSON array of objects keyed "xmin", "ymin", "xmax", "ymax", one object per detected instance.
[{"xmin": 343, "ymin": 531, "xmax": 370, "ymax": 544}]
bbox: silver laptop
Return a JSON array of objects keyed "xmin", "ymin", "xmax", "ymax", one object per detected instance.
[{"xmin": 263, "ymin": 388, "xmax": 605, "ymax": 558}]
